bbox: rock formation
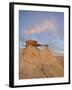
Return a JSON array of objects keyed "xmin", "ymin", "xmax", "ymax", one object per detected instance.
[{"xmin": 19, "ymin": 40, "xmax": 64, "ymax": 79}]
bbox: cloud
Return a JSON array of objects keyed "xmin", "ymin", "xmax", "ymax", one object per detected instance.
[{"xmin": 24, "ymin": 18, "xmax": 58, "ymax": 35}]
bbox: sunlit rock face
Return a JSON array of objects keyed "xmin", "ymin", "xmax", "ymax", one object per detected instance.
[
  {"xmin": 26, "ymin": 40, "xmax": 38, "ymax": 47},
  {"xmin": 19, "ymin": 40, "xmax": 64, "ymax": 79}
]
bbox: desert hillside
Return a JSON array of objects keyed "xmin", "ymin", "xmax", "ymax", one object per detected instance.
[{"xmin": 19, "ymin": 45, "xmax": 64, "ymax": 79}]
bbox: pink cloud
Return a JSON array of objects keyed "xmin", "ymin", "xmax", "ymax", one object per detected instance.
[{"xmin": 24, "ymin": 18, "xmax": 58, "ymax": 35}]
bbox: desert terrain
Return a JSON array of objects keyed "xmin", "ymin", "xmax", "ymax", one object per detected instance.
[{"xmin": 19, "ymin": 44, "xmax": 64, "ymax": 79}]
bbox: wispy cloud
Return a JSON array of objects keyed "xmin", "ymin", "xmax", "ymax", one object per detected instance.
[{"xmin": 24, "ymin": 18, "xmax": 57, "ymax": 35}]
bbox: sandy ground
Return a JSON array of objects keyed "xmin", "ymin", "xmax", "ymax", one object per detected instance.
[{"xmin": 19, "ymin": 46, "xmax": 64, "ymax": 79}]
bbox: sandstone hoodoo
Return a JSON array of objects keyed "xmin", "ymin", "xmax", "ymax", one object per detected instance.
[
  {"xmin": 25, "ymin": 40, "xmax": 48, "ymax": 47},
  {"xmin": 26, "ymin": 40, "xmax": 38, "ymax": 47},
  {"xmin": 19, "ymin": 40, "xmax": 64, "ymax": 79}
]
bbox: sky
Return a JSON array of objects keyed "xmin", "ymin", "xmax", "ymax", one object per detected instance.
[{"xmin": 19, "ymin": 10, "xmax": 64, "ymax": 53}]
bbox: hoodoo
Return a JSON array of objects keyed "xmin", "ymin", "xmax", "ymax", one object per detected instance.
[
  {"xmin": 26, "ymin": 40, "xmax": 37, "ymax": 46},
  {"xmin": 19, "ymin": 40, "xmax": 64, "ymax": 79}
]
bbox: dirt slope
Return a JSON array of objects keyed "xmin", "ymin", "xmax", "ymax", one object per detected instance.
[{"xmin": 39, "ymin": 46, "xmax": 64, "ymax": 77}]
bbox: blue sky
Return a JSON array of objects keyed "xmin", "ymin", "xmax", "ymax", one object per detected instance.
[{"xmin": 19, "ymin": 10, "xmax": 64, "ymax": 53}]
